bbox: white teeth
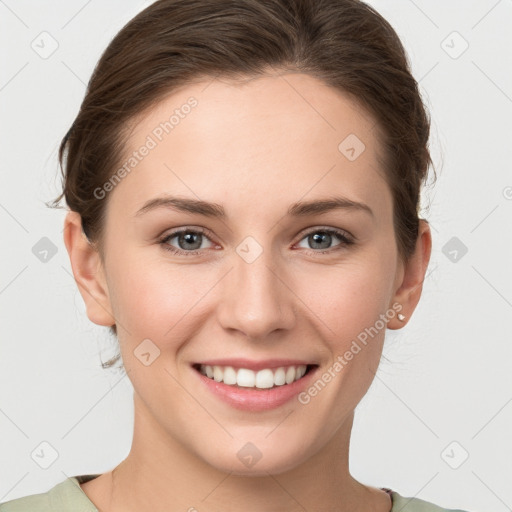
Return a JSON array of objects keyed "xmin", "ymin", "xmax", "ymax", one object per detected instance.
[
  {"xmin": 223, "ymin": 366, "xmax": 237, "ymax": 385},
  {"xmin": 274, "ymin": 367, "xmax": 286, "ymax": 385},
  {"xmin": 198, "ymin": 364, "xmax": 309, "ymax": 389},
  {"xmin": 255, "ymin": 369, "xmax": 274, "ymax": 389},
  {"xmin": 213, "ymin": 366, "xmax": 223, "ymax": 382},
  {"xmin": 237, "ymin": 368, "xmax": 255, "ymax": 387},
  {"xmin": 285, "ymin": 366, "xmax": 296, "ymax": 384}
]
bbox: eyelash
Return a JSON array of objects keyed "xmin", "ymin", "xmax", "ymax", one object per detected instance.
[{"xmin": 158, "ymin": 226, "xmax": 355, "ymax": 257}]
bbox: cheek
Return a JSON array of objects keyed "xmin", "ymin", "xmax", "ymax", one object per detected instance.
[
  {"xmin": 115, "ymin": 273, "xmax": 184, "ymax": 331},
  {"xmin": 106, "ymin": 254, "xmax": 218, "ymax": 348},
  {"xmin": 294, "ymin": 255, "xmax": 395, "ymax": 344}
]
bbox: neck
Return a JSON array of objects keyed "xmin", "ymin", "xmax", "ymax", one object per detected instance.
[{"xmin": 98, "ymin": 393, "xmax": 387, "ymax": 512}]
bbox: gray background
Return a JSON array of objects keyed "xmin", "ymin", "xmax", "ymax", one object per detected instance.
[{"xmin": 1, "ymin": 1, "xmax": 511, "ymax": 510}]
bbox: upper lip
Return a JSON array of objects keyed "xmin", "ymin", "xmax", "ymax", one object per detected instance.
[{"xmin": 193, "ymin": 358, "xmax": 317, "ymax": 371}]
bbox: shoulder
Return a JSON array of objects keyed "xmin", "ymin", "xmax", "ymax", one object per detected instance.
[
  {"xmin": 390, "ymin": 490, "xmax": 474, "ymax": 512},
  {"xmin": 0, "ymin": 475, "xmax": 100, "ymax": 512}
]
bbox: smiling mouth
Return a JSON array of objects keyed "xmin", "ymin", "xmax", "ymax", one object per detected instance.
[{"xmin": 192, "ymin": 363, "xmax": 317, "ymax": 389}]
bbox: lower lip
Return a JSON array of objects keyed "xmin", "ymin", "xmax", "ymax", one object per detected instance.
[{"xmin": 193, "ymin": 366, "xmax": 318, "ymax": 411}]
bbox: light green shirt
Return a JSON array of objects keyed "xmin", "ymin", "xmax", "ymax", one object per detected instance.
[{"xmin": 0, "ymin": 474, "xmax": 473, "ymax": 511}]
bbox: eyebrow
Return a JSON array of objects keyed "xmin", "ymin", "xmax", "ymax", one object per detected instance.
[{"xmin": 134, "ymin": 195, "xmax": 373, "ymax": 218}]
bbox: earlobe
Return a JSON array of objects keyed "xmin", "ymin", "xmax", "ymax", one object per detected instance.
[
  {"xmin": 388, "ymin": 219, "xmax": 432, "ymax": 330},
  {"xmin": 63, "ymin": 211, "xmax": 115, "ymax": 327}
]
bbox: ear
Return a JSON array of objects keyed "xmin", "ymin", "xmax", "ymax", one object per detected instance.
[
  {"xmin": 63, "ymin": 211, "xmax": 115, "ymax": 327},
  {"xmin": 388, "ymin": 219, "xmax": 432, "ymax": 329}
]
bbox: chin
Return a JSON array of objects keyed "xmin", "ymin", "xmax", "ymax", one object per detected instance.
[{"xmin": 200, "ymin": 438, "xmax": 310, "ymax": 477}]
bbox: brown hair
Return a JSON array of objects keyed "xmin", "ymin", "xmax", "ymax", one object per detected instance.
[{"xmin": 50, "ymin": 0, "xmax": 435, "ymax": 368}]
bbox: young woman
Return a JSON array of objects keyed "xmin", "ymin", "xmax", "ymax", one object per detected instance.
[{"xmin": 0, "ymin": 0, "xmax": 474, "ymax": 510}]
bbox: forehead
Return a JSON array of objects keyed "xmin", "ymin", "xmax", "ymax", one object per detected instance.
[{"xmin": 107, "ymin": 72, "xmax": 391, "ymax": 223}]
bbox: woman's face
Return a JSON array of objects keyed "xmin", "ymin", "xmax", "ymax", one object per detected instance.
[{"xmin": 81, "ymin": 72, "xmax": 419, "ymax": 475}]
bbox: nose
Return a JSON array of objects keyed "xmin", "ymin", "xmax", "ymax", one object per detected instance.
[{"xmin": 216, "ymin": 244, "xmax": 296, "ymax": 340}]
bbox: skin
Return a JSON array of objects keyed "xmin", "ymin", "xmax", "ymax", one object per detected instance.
[{"xmin": 64, "ymin": 70, "xmax": 431, "ymax": 512}]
